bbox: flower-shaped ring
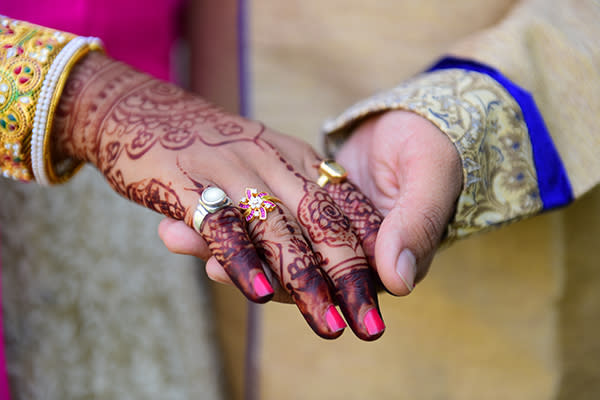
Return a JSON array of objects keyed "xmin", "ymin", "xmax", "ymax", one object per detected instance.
[{"xmin": 238, "ymin": 188, "xmax": 280, "ymax": 223}]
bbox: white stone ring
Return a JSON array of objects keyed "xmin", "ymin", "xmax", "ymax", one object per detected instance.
[{"xmin": 192, "ymin": 187, "xmax": 233, "ymax": 233}]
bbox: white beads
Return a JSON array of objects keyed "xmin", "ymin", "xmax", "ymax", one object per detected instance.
[{"xmin": 31, "ymin": 36, "xmax": 102, "ymax": 185}]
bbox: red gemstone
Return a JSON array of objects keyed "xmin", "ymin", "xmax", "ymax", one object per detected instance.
[
  {"xmin": 13, "ymin": 66, "xmax": 21, "ymax": 74},
  {"xmin": 19, "ymin": 77, "xmax": 28, "ymax": 84}
]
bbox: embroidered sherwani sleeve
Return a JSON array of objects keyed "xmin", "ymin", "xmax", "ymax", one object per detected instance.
[{"xmin": 323, "ymin": 0, "xmax": 600, "ymax": 242}]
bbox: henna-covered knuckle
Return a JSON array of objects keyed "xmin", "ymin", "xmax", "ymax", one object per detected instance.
[
  {"xmin": 249, "ymin": 207, "xmax": 299, "ymax": 243},
  {"xmin": 297, "ymin": 181, "xmax": 360, "ymax": 251},
  {"xmin": 325, "ymin": 180, "xmax": 384, "ymax": 265}
]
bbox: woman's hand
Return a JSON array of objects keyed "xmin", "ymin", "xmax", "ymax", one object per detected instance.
[
  {"xmin": 336, "ymin": 110, "xmax": 463, "ymax": 295},
  {"xmin": 52, "ymin": 52, "xmax": 386, "ymax": 341}
]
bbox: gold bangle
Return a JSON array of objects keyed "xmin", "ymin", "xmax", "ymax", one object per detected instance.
[
  {"xmin": 0, "ymin": 16, "xmax": 103, "ymax": 183},
  {"xmin": 43, "ymin": 40, "xmax": 103, "ymax": 184}
]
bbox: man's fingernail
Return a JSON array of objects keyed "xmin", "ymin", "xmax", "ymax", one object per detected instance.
[
  {"xmin": 252, "ymin": 272, "xmax": 274, "ymax": 298},
  {"xmin": 363, "ymin": 308, "xmax": 385, "ymax": 336},
  {"xmin": 396, "ymin": 249, "xmax": 416, "ymax": 292},
  {"xmin": 325, "ymin": 305, "xmax": 347, "ymax": 332}
]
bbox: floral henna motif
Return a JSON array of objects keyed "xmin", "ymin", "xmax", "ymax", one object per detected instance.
[
  {"xmin": 325, "ymin": 181, "xmax": 383, "ymax": 266},
  {"xmin": 297, "ymin": 181, "xmax": 359, "ymax": 250},
  {"xmin": 95, "ymin": 81, "xmax": 265, "ymax": 173}
]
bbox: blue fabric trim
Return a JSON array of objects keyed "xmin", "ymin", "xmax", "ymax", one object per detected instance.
[{"xmin": 427, "ymin": 56, "xmax": 574, "ymax": 210}]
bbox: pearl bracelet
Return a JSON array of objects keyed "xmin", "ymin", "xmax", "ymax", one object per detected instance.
[{"xmin": 31, "ymin": 36, "xmax": 103, "ymax": 185}]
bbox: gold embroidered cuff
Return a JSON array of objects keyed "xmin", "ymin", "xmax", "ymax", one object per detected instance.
[
  {"xmin": 0, "ymin": 16, "xmax": 103, "ymax": 184},
  {"xmin": 322, "ymin": 69, "xmax": 543, "ymax": 242}
]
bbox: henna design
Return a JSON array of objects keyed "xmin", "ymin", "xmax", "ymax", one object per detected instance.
[
  {"xmin": 215, "ymin": 121, "xmax": 244, "ymax": 136},
  {"xmin": 201, "ymin": 208, "xmax": 269, "ymax": 303},
  {"xmin": 105, "ymin": 169, "xmax": 127, "ymax": 197},
  {"xmin": 52, "ymin": 54, "xmax": 382, "ymax": 338},
  {"xmin": 326, "ymin": 256, "xmax": 369, "ymax": 282},
  {"xmin": 297, "ymin": 181, "xmax": 359, "ymax": 251},
  {"xmin": 325, "ymin": 181, "xmax": 384, "ymax": 266},
  {"xmin": 125, "ymin": 178, "xmax": 186, "ymax": 220},
  {"xmin": 176, "ymin": 156, "xmax": 205, "ymax": 196},
  {"xmin": 105, "ymin": 141, "xmax": 123, "ymax": 164},
  {"xmin": 248, "ymin": 210, "xmax": 339, "ymax": 338},
  {"xmin": 95, "ymin": 81, "xmax": 265, "ymax": 173}
]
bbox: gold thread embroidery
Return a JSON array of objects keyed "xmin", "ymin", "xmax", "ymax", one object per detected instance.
[
  {"xmin": 0, "ymin": 16, "xmax": 103, "ymax": 183},
  {"xmin": 323, "ymin": 69, "xmax": 543, "ymax": 241}
]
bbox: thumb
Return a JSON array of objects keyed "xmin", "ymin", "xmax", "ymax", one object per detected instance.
[{"xmin": 373, "ymin": 112, "xmax": 462, "ymax": 296}]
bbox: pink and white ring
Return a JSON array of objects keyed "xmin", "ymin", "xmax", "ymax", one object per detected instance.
[{"xmin": 238, "ymin": 188, "xmax": 280, "ymax": 223}]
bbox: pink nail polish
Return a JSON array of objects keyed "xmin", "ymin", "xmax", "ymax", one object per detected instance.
[
  {"xmin": 364, "ymin": 308, "xmax": 385, "ymax": 336},
  {"xmin": 326, "ymin": 306, "xmax": 347, "ymax": 332},
  {"xmin": 252, "ymin": 273, "xmax": 274, "ymax": 298}
]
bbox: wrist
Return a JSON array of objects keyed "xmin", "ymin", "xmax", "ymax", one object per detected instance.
[{"xmin": 51, "ymin": 52, "xmax": 151, "ymax": 167}]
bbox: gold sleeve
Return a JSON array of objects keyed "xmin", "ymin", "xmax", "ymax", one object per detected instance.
[
  {"xmin": 323, "ymin": 69, "xmax": 543, "ymax": 242},
  {"xmin": 322, "ymin": 0, "xmax": 598, "ymax": 242},
  {"xmin": 0, "ymin": 16, "xmax": 103, "ymax": 184}
]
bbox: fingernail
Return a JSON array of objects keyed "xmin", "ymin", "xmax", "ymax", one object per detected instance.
[
  {"xmin": 252, "ymin": 273, "xmax": 274, "ymax": 298},
  {"xmin": 363, "ymin": 308, "xmax": 385, "ymax": 336},
  {"xmin": 396, "ymin": 249, "xmax": 416, "ymax": 292},
  {"xmin": 325, "ymin": 305, "xmax": 347, "ymax": 332}
]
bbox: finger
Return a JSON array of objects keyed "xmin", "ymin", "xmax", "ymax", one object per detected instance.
[
  {"xmin": 245, "ymin": 199, "xmax": 347, "ymax": 339},
  {"xmin": 295, "ymin": 181, "xmax": 385, "ymax": 341},
  {"xmin": 158, "ymin": 218, "xmax": 211, "ymax": 259},
  {"xmin": 374, "ymin": 116, "xmax": 462, "ymax": 296},
  {"xmin": 200, "ymin": 207, "xmax": 274, "ymax": 303},
  {"xmin": 206, "ymin": 255, "xmax": 293, "ymax": 303},
  {"xmin": 322, "ymin": 180, "xmax": 398, "ymax": 296},
  {"xmin": 205, "ymin": 256, "xmax": 234, "ymax": 285},
  {"xmin": 321, "ymin": 180, "xmax": 383, "ymax": 269},
  {"xmin": 239, "ymin": 140, "xmax": 384, "ymax": 340}
]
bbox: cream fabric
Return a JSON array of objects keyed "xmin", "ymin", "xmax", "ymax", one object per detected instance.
[
  {"xmin": 0, "ymin": 168, "xmax": 224, "ymax": 399},
  {"xmin": 249, "ymin": 1, "xmax": 600, "ymax": 399}
]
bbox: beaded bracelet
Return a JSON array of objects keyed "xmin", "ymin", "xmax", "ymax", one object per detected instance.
[
  {"xmin": 0, "ymin": 16, "xmax": 104, "ymax": 184},
  {"xmin": 31, "ymin": 36, "xmax": 103, "ymax": 185}
]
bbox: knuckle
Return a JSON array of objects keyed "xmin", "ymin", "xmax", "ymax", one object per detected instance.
[
  {"xmin": 415, "ymin": 204, "xmax": 447, "ymax": 252},
  {"xmin": 259, "ymin": 209, "xmax": 300, "ymax": 242}
]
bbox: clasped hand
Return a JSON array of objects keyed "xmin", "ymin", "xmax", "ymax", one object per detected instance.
[
  {"xmin": 56, "ymin": 53, "xmax": 461, "ymax": 341},
  {"xmin": 160, "ymin": 110, "xmax": 462, "ymax": 341}
]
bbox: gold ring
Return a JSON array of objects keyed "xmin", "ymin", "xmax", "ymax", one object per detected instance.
[
  {"xmin": 316, "ymin": 159, "xmax": 348, "ymax": 187},
  {"xmin": 238, "ymin": 188, "xmax": 280, "ymax": 223}
]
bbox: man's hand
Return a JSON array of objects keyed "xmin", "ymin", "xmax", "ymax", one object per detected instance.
[{"xmin": 336, "ymin": 110, "xmax": 462, "ymax": 295}]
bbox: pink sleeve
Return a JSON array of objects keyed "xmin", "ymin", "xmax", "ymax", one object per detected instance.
[{"xmin": 1, "ymin": 0, "xmax": 184, "ymax": 81}]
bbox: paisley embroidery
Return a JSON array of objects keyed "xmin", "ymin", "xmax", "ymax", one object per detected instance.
[{"xmin": 323, "ymin": 68, "xmax": 543, "ymax": 241}]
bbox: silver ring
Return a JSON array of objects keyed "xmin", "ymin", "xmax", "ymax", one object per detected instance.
[{"xmin": 193, "ymin": 187, "xmax": 233, "ymax": 233}]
